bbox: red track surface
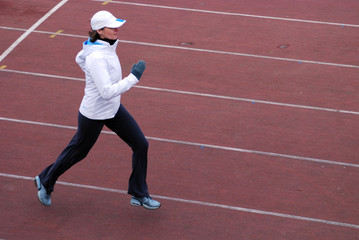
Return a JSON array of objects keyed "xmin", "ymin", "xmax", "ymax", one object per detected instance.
[{"xmin": 1, "ymin": 0, "xmax": 359, "ymax": 239}]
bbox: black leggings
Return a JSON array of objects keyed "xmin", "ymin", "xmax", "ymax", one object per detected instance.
[{"xmin": 39, "ymin": 104, "xmax": 149, "ymax": 198}]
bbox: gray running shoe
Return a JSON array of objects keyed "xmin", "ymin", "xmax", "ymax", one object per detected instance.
[
  {"xmin": 130, "ymin": 196, "xmax": 161, "ymax": 210},
  {"xmin": 34, "ymin": 176, "xmax": 51, "ymax": 206}
]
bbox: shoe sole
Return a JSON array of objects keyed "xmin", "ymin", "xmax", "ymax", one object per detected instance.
[
  {"xmin": 34, "ymin": 177, "xmax": 40, "ymax": 190},
  {"xmin": 130, "ymin": 198, "xmax": 161, "ymax": 210},
  {"xmin": 143, "ymin": 204, "xmax": 161, "ymax": 210}
]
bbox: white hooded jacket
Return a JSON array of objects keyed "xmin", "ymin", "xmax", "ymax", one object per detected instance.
[{"xmin": 75, "ymin": 38, "xmax": 139, "ymax": 120}]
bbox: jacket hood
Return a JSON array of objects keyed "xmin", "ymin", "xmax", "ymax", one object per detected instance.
[{"xmin": 76, "ymin": 38, "xmax": 118, "ymax": 71}]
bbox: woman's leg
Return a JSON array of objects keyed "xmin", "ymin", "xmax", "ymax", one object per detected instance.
[
  {"xmin": 105, "ymin": 105, "xmax": 149, "ymax": 198},
  {"xmin": 39, "ymin": 112, "xmax": 104, "ymax": 193}
]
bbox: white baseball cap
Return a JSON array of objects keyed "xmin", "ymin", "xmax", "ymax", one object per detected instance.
[{"xmin": 91, "ymin": 10, "xmax": 126, "ymax": 30}]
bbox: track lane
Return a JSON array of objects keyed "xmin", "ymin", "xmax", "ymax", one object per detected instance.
[
  {"xmin": 30, "ymin": 0, "xmax": 359, "ymax": 65},
  {"xmin": 1, "ymin": 73, "xmax": 358, "ymax": 163},
  {"xmin": 99, "ymin": 0, "xmax": 359, "ymax": 25},
  {"xmin": 1, "ymin": 31, "xmax": 359, "ymax": 112},
  {"xmin": 0, "ymin": 121, "xmax": 358, "ymax": 230},
  {"xmin": 2, "ymin": 177, "xmax": 358, "ymax": 240}
]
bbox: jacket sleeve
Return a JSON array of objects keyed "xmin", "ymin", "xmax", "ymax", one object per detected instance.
[{"xmin": 87, "ymin": 55, "xmax": 139, "ymax": 100}]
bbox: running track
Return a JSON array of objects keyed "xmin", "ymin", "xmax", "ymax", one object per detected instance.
[{"xmin": 0, "ymin": 0, "xmax": 358, "ymax": 239}]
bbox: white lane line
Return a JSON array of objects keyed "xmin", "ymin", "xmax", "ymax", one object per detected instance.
[
  {"xmin": 0, "ymin": 0, "xmax": 69, "ymax": 63},
  {"xmin": 1, "ymin": 26, "xmax": 359, "ymax": 69},
  {"xmin": 1, "ymin": 172, "xmax": 359, "ymax": 229},
  {"xmin": 1, "ymin": 116, "xmax": 358, "ymax": 169},
  {"xmin": 1, "ymin": 67, "xmax": 359, "ymax": 116},
  {"xmin": 135, "ymin": 85, "xmax": 359, "ymax": 115},
  {"xmin": 118, "ymin": 39, "xmax": 359, "ymax": 69},
  {"xmin": 94, "ymin": 0, "xmax": 359, "ymax": 28}
]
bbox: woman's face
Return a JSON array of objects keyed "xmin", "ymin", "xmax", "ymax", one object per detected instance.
[{"xmin": 97, "ymin": 27, "xmax": 119, "ymax": 40}]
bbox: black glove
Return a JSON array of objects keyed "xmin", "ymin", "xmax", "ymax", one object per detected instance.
[{"xmin": 131, "ymin": 60, "xmax": 146, "ymax": 80}]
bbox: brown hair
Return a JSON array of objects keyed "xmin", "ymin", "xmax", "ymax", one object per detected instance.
[{"xmin": 88, "ymin": 30, "xmax": 101, "ymax": 43}]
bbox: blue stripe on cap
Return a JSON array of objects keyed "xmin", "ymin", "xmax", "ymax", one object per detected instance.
[{"xmin": 116, "ymin": 19, "xmax": 125, "ymax": 22}]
